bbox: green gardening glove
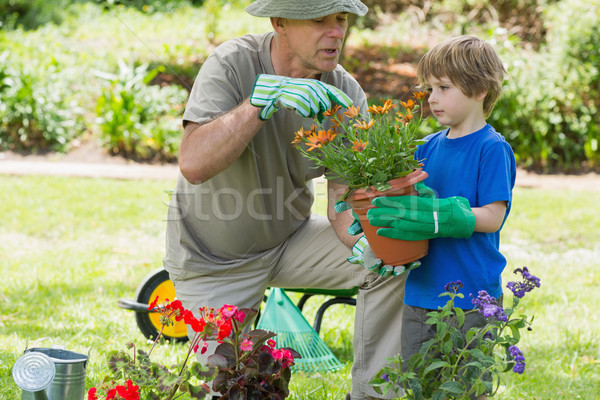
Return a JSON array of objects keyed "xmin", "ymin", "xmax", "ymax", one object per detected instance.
[
  {"xmin": 249, "ymin": 74, "xmax": 353, "ymax": 122},
  {"xmin": 366, "ymin": 182, "xmax": 476, "ymax": 241}
]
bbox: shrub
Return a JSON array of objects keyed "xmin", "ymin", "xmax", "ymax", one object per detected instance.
[
  {"xmin": 94, "ymin": 61, "xmax": 188, "ymax": 162},
  {"xmin": 0, "ymin": 51, "xmax": 85, "ymax": 152},
  {"xmin": 489, "ymin": 0, "xmax": 600, "ymax": 172},
  {"xmin": 0, "ymin": 0, "xmax": 69, "ymax": 29}
]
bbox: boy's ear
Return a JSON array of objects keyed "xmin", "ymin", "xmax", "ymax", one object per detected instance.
[{"xmin": 475, "ymin": 90, "xmax": 488, "ymax": 101}]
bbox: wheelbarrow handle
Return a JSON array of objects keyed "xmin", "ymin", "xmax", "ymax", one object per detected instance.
[{"xmin": 118, "ymin": 298, "xmax": 153, "ymax": 313}]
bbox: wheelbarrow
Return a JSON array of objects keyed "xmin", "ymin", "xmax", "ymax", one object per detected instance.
[{"xmin": 118, "ymin": 267, "xmax": 358, "ymax": 343}]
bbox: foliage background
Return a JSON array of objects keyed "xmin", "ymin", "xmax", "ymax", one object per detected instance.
[{"xmin": 1, "ymin": 0, "xmax": 599, "ymax": 171}]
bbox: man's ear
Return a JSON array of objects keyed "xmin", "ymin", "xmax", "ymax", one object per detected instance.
[{"xmin": 271, "ymin": 17, "xmax": 286, "ymax": 34}]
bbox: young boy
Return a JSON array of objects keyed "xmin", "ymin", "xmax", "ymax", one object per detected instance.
[{"xmin": 367, "ymin": 35, "xmax": 516, "ymax": 396}]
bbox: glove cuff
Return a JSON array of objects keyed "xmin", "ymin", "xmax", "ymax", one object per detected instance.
[{"xmin": 449, "ymin": 197, "xmax": 476, "ymax": 238}]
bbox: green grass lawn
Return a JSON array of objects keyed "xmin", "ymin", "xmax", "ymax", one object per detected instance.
[{"xmin": 1, "ymin": 174, "xmax": 599, "ymax": 399}]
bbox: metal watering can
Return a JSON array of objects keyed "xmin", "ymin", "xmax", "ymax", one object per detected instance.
[{"xmin": 12, "ymin": 346, "xmax": 89, "ymax": 400}]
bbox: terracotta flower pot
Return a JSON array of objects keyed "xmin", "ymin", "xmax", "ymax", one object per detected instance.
[{"xmin": 346, "ymin": 169, "xmax": 429, "ymax": 265}]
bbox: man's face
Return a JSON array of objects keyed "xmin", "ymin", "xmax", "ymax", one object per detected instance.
[{"xmin": 280, "ymin": 13, "xmax": 349, "ymax": 77}]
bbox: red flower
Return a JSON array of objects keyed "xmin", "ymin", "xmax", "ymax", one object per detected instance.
[
  {"xmin": 147, "ymin": 295, "xmax": 159, "ymax": 311},
  {"xmin": 217, "ymin": 320, "xmax": 233, "ymax": 341},
  {"xmin": 189, "ymin": 316, "xmax": 207, "ymax": 333},
  {"xmin": 200, "ymin": 342, "xmax": 209, "ymax": 354},
  {"xmin": 87, "ymin": 388, "xmax": 98, "ymax": 400},
  {"xmin": 106, "ymin": 388, "xmax": 117, "ymax": 400}
]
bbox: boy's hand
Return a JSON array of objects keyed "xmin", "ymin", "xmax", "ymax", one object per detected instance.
[
  {"xmin": 367, "ymin": 183, "xmax": 476, "ymax": 241},
  {"xmin": 249, "ymin": 74, "xmax": 353, "ymax": 121}
]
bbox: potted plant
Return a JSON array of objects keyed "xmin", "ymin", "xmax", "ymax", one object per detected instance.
[
  {"xmin": 88, "ymin": 299, "xmax": 299, "ymax": 400},
  {"xmin": 293, "ymin": 92, "xmax": 429, "ymax": 265}
]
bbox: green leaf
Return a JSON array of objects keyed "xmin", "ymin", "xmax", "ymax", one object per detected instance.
[
  {"xmin": 454, "ymin": 307, "xmax": 465, "ymax": 328},
  {"xmin": 442, "ymin": 340, "xmax": 453, "ymax": 355},
  {"xmin": 182, "ymin": 381, "xmax": 212, "ymax": 399},
  {"xmin": 439, "ymin": 380, "xmax": 465, "ymax": 395},
  {"xmin": 423, "ymin": 360, "xmax": 450, "ymax": 375},
  {"xmin": 189, "ymin": 361, "xmax": 217, "ymax": 380}
]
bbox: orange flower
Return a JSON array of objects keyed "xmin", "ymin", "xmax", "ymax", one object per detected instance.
[
  {"xmin": 353, "ymin": 119, "xmax": 375, "ymax": 130},
  {"xmin": 306, "ymin": 129, "xmax": 337, "ymax": 151},
  {"xmin": 400, "ymin": 99, "xmax": 416, "ymax": 110},
  {"xmin": 368, "ymin": 99, "xmax": 396, "ymax": 115},
  {"xmin": 323, "ymin": 104, "xmax": 341, "ymax": 117},
  {"xmin": 396, "ymin": 109, "xmax": 414, "ymax": 125},
  {"xmin": 352, "ymin": 139, "xmax": 368, "ymax": 152},
  {"xmin": 344, "ymin": 105, "xmax": 361, "ymax": 119},
  {"xmin": 413, "ymin": 91, "xmax": 427, "ymax": 100},
  {"xmin": 292, "ymin": 127, "xmax": 312, "ymax": 145}
]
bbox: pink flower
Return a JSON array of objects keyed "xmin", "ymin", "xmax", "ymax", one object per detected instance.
[
  {"xmin": 267, "ymin": 339, "xmax": 276, "ymax": 348},
  {"xmin": 219, "ymin": 304, "xmax": 238, "ymax": 318},
  {"xmin": 240, "ymin": 339, "xmax": 254, "ymax": 352},
  {"xmin": 234, "ymin": 310, "xmax": 245, "ymax": 323},
  {"xmin": 281, "ymin": 349, "xmax": 295, "ymax": 368},
  {"xmin": 271, "ymin": 348, "xmax": 283, "ymax": 360}
]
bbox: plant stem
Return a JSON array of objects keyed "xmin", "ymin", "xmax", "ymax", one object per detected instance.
[{"xmin": 148, "ymin": 324, "xmax": 165, "ymax": 356}]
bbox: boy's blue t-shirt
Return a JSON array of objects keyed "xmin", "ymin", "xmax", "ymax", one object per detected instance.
[{"xmin": 405, "ymin": 124, "xmax": 517, "ymax": 310}]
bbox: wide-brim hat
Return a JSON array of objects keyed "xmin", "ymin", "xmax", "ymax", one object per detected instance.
[{"xmin": 246, "ymin": 0, "xmax": 368, "ymax": 20}]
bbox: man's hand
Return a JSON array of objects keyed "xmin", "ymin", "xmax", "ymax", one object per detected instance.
[
  {"xmin": 367, "ymin": 183, "xmax": 476, "ymax": 241},
  {"xmin": 348, "ymin": 236, "xmax": 420, "ymax": 277},
  {"xmin": 334, "ymin": 200, "xmax": 363, "ymax": 235},
  {"xmin": 249, "ymin": 74, "xmax": 353, "ymax": 121}
]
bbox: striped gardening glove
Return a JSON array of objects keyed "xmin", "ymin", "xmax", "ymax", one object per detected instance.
[
  {"xmin": 334, "ymin": 200, "xmax": 363, "ymax": 236},
  {"xmin": 348, "ymin": 235, "xmax": 421, "ymax": 278},
  {"xmin": 249, "ymin": 74, "xmax": 353, "ymax": 122}
]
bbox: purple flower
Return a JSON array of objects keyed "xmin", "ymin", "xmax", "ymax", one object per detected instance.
[
  {"xmin": 509, "ymin": 345, "xmax": 526, "ymax": 374},
  {"xmin": 444, "ymin": 280, "xmax": 464, "ymax": 293},
  {"xmin": 507, "ymin": 267, "xmax": 541, "ymax": 298},
  {"xmin": 471, "ymin": 290, "xmax": 507, "ymax": 321},
  {"xmin": 382, "ymin": 373, "xmax": 390, "ymax": 382}
]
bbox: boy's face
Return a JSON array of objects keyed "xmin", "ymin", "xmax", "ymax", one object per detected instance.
[{"xmin": 424, "ymin": 75, "xmax": 486, "ymax": 135}]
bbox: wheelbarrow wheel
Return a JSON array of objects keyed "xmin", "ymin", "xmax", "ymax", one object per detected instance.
[{"xmin": 134, "ymin": 268, "xmax": 189, "ymax": 343}]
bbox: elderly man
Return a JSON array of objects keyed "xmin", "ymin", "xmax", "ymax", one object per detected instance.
[{"xmin": 163, "ymin": 1, "xmax": 406, "ymax": 398}]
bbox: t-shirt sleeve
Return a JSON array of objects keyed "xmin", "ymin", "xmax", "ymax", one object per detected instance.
[
  {"xmin": 182, "ymin": 54, "xmax": 245, "ymax": 127},
  {"xmin": 477, "ymin": 140, "xmax": 517, "ymax": 210}
]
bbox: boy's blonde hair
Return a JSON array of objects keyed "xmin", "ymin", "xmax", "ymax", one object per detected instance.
[{"xmin": 417, "ymin": 35, "xmax": 506, "ymax": 117}]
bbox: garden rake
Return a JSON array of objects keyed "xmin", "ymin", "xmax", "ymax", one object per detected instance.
[{"xmin": 256, "ymin": 288, "xmax": 343, "ymax": 372}]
